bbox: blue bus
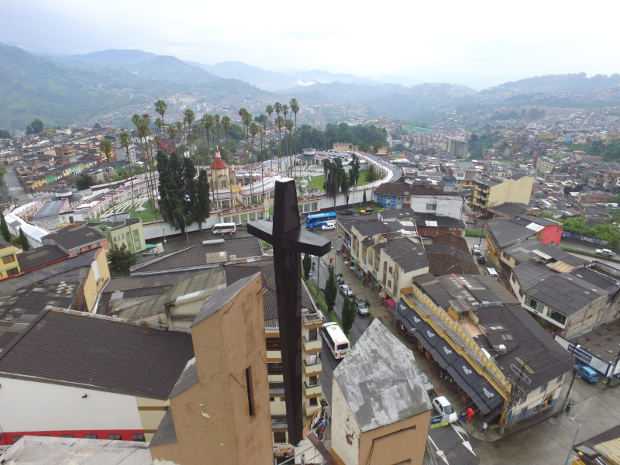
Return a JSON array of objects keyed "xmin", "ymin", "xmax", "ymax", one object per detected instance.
[{"xmin": 305, "ymin": 211, "xmax": 336, "ymax": 229}]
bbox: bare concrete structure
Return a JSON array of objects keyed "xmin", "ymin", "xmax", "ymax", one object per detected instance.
[{"xmin": 150, "ymin": 274, "xmax": 273, "ymax": 465}]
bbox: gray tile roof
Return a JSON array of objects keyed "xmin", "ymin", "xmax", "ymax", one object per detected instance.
[
  {"xmin": 0, "ymin": 309, "xmax": 194, "ymax": 399},
  {"xmin": 17, "ymin": 245, "xmax": 69, "ymax": 272},
  {"xmin": 475, "ymin": 304, "xmax": 572, "ymax": 390},
  {"xmin": 169, "ymin": 358, "xmax": 198, "ymax": 398},
  {"xmin": 43, "ymin": 224, "xmax": 105, "ymax": 251},
  {"xmin": 487, "ymin": 219, "xmax": 536, "ymax": 248},
  {"xmin": 382, "ymin": 237, "xmax": 428, "ymax": 273},
  {"xmin": 504, "ymin": 242, "xmax": 586, "ymax": 267},
  {"xmin": 527, "ymin": 273, "xmax": 607, "ymax": 315},
  {"xmin": 0, "ymin": 436, "xmax": 153, "ymax": 465},
  {"xmin": 333, "ymin": 319, "xmax": 431, "ymax": 432}
]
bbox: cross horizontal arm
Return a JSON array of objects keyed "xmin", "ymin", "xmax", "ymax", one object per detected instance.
[{"xmin": 247, "ymin": 220, "xmax": 332, "ymax": 256}]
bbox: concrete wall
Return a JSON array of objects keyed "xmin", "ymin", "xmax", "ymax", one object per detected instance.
[
  {"xmin": 0, "ymin": 376, "xmax": 142, "ymax": 432},
  {"xmin": 359, "ymin": 410, "xmax": 431, "ymax": 465},
  {"xmin": 0, "ymin": 244, "xmax": 20, "ymax": 279},
  {"xmin": 82, "ymin": 248, "xmax": 111, "ymax": 312},
  {"xmin": 152, "ymin": 274, "xmax": 272, "ymax": 465},
  {"xmin": 488, "ymin": 176, "xmax": 534, "ymax": 207},
  {"xmin": 331, "ymin": 380, "xmax": 361, "ymax": 465},
  {"xmin": 410, "ymin": 195, "xmax": 464, "ymax": 220}
]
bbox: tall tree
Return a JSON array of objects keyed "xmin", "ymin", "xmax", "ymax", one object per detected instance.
[
  {"xmin": 342, "ymin": 296, "xmax": 356, "ymax": 336},
  {"xmin": 302, "ymin": 253, "xmax": 312, "ymax": 280},
  {"xmin": 221, "ymin": 116, "xmax": 231, "ymax": 145},
  {"xmin": 183, "ymin": 108, "xmax": 195, "ymax": 146},
  {"xmin": 154, "ymin": 100, "xmax": 168, "ymax": 126},
  {"xmin": 99, "ymin": 138, "xmax": 113, "ymax": 163},
  {"xmin": 195, "ymin": 169, "xmax": 210, "ymax": 230},
  {"xmin": 324, "ymin": 265, "xmax": 337, "ymax": 313},
  {"xmin": 119, "ymin": 130, "xmax": 135, "ymax": 210},
  {"xmin": 202, "ymin": 114, "xmax": 214, "ymax": 155},
  {"xmin": 108, "ymin": 244, "xmax": 136, "ymax": 274},
  {"xmin": 26, "ymin": 118, "xmax": 44, "ymax": 135},
  {"xmin": 340, "ymin": 170, "xmax": 351, "ymax": 205},
  {"xmin": 17, "ymin": 228, "xmax": 30, "ymax": 251},
  {"xmin": 132, "ymin": 113, "xmax": 156, "ymax": 204},
  {"xmin": 0, "ymin": 212, "xmax": 11, "ymax": 242},
  {"xmin": 289, "ymin": 98, "xmax": 300, "ymax": 163}
]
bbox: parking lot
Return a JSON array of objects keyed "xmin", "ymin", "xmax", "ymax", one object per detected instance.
[{"xmin": 313, "ymin": 228, "xmax": 620, "ymax": 465}]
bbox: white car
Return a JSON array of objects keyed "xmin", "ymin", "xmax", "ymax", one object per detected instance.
[
  {"xmin": 596, "ymin": 248, "xmax": 615, "ymax": 257},
  {"xmin": 432, "ymin": 396, "xmax": 458, "ymax": 424},
  {"xmin": 321, "ymin": 221, "xmax": 336, "ymax": 231},
  {"xmin": 472, "ymin": 244, "xmax": 482, "ymax": 256},
  {"xmin": 356, "ymin": 300, "xmax": 370, "ymax": 316},
  {"xmin": 339, "ymin": 283, "xmax": 353, "ymax": 297}
]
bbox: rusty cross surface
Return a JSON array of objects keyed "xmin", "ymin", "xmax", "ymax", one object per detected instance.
[{"xmin": 247, "ymin": 179, "xmax": 331, "ymax": 445}]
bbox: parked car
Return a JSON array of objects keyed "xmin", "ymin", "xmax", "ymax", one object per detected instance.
[
  {"xmin": 336, "ymin": 273, "xmax": 345, "ymax": 285},
  {"xmin": 477, "ymin": 255, "xmax": 487, "ymax": 265},
  {"xmin": 576, "ymin": 363, "xmax": 600, "ymax": 384},
  {"xmin": 472, "ymin": 244, "xmax": 482, "ymax": 256},
  {"xmin": 356, "ymin": 299, "xmax": 370, "ymax": 316},
  {"xmin": 596, "ymin": 248, "xmax": 615, "ymax": 257},
  {"xmin": 339, "ymin": 283, "xmax": 353, "ymax": 297},
  {"xmin": 321, "ymin": 221, "xmax": 336, "ymax": 231},
  {"xmin": 432, "ymin": 396, "xmax": 458, "ymax": 424}
]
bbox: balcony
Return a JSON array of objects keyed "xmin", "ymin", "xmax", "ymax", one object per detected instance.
[
  {"xmin": 302, "ymin": 308, "xmax": 325, "ymax": 327},
  {"xmin": 305, "ymin": 402, "xmax": 321, "ymax": 418},
  {"xmin": 303, "ymin": 337, "xmax": 322, "ymax": 353},
  {"xmin": 265, "ymin": 350, "xmax": 282, "ymax": 362},
  {"xmin": 304, "ymin": 382, "xmax": 322, "ymax": 398},
  {"xmin": 304, "ymin": 358, "xmax": 322, "ymax": 376}
]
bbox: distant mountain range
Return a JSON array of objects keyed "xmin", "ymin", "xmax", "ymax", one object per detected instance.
[{"xmin": 2, "ymin": 43, "xmax": 620, "ymax": 130}]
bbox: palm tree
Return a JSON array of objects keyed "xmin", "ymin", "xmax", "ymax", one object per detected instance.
[
  {"xmin": 285, "ymin": 119, "xmax": 294, "ymax": 174},
  {"xmin": 119, "ymin": 130, "xmax": 135, "ymax": 210},
  {"xmin": 214, "ymin": 114, "xmax": 221, "ymax": 146},
  {"xmin": 183, "ymin": 108, "xmax": 195, "ymax": 146},
  {"xmin": 275, "ymin": 115, "xmax": 284, "ymax": 171},
  {"xmin": 167, "ymin": 125, "xmax": 177, "ymax": 140},
  {"xmin": 222, "ymin": 116, "xmax": 231, "ymax": 145},
  {"xmin": 266, "ymin": 104, "xmax": 274, "ymax": 125},
  {"xmin": 249, "ymin": 122, "xmax": 259, "ymax": 205},
  {"xmin": 132, "ymin": 113, "xmax": 156, "ymax": 205},
  {"xmin": 202, "ymin": 114, "xmax": 214, "ymax": 153},
  {"xmin": 289, "ymin": 98, "xmax": 300, "ymax": 166},
  {"xmin": 154, "ymin": 117, "xmax": 163, "ymax": 134},
  {"xmin": 154, "ymin": 100, "xmax": 167, "ymax": 126}
]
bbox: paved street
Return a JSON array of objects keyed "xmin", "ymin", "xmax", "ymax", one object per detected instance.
[{"xmin": 313, "ymin": 228, "xmax": 620, "ymax": 465}]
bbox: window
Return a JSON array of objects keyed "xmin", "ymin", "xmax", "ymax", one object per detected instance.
[
  {"xmin": 308, "ymin": 328, "xmax": 318, "ymax": 341},
  {"xmin": 309, "ymin": 397, "xmax": 319, "ymax": 406},
  {"xmin": 84, "ymin": 433, "xmax": 98, "ymax": 439},
  {"xmin": 108, "ymin": 434, "xmax": 122, "ymax": 440},
  {"xmin": 387, "ymin": 280, "xmax": 392, "ymax": 288},
  {"xmin": 426, "ymin": 202, "xmax": 437, "ymax": 211},
  {"xmin": 132, "ymin": 433, "xmax": 146, "ymax": 442},
  {"xmin": 528, "ymin": 298, "xmax": 539, "ymax": 310},
  {"xmin": 308, "ymin": 375, "xmax": 318, "ymax": 386},
  {"xmin": 7, "ymin": 268, "xmax": 19, "ymax": 276},
  {"xmin": 266, "ymin": 338, "xmax": 281, "ymax": 351},
  {"xmin": 267, "ymin": 363, "xmax": 283, "ymax": 374},
  {"xmin": 550, "ymin": 311, "xmax": 567, "ymax": 326},
  {"xmin": 245, "ymin": 367, "xmax": 255, "ymax": 416},
  {"xmin": 274, "ymin": 431, "xmax": 287, "ymax": 444},
  {"xmin": 2, "ymin": 255, "xmax": 15, "ymax": 264}
]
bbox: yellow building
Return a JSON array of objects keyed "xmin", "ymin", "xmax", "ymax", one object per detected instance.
[
  {"xmin": 0, "ymin": 239, "xmax": 21, "ymax": 280},
  {"xmin": 93, "ymin": 218, "xmax": 146, "ymax": 254},
  {"xmin": 469, "ymin": 176, "xmax": 534, "ymax": 212}
]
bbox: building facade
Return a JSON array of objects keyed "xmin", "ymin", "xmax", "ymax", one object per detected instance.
[
  {"xmin": 0, "ymin": 240, "xmax": 21, "ymax": 279},
  {"xmin": 470, "ymin": 176, "xmax": 534, "ymax": 212}
]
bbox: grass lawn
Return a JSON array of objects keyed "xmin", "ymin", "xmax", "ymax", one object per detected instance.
[
  {"xmin": 357, "ymin": 169, "xmax": 371, "ymax": 185},
  {"xmin": 130, "ymin": 200, "xmax": 161, "ymax": 223},
  {"xmin": 309, "ymin": 175, "xmax": 325, "ymax": 191}
]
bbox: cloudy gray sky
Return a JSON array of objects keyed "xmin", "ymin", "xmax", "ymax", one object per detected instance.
[{"xmin": 2, "ymin": 0, "xmax": 619, "ymax": 88}]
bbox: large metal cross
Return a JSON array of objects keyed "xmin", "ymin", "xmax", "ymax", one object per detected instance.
[{"xmin": 247, "ymin": 179, "xmax": 331, "ymax": 445}]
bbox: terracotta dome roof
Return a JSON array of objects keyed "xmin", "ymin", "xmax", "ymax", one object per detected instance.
[{"xmin": 210, "ymin": 149, "xmax": 227, "ymax": 170}]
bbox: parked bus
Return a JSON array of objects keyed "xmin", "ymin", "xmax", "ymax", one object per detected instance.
[
  {"xmin": 321, "ymin": 322, "xmax": 350, "ymax": 360},
  {"xmin": 212, "ymin": 222, "xmax": 236, "ymax": 235},
  {"xmin": 305, "ymin": 211, "xmax": 336, "ymax": 230}
]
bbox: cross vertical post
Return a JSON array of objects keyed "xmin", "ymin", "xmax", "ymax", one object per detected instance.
[{"xmin": 247, "ymin": 179, "xmax": 331, "ymax": 445}]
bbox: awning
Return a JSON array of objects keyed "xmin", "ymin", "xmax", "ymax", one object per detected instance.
[{"xmin": 396, "ymin": 303, "xmax": 503, "ymax": 416}]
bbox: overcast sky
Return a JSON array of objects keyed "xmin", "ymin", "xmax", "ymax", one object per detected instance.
[{"xmin": 2, "ymin": 0, "xmax": 620, "ymax": 88}]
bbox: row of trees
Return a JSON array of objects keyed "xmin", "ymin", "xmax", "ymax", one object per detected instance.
[
  {"xmin": 156, "ymin": 151, "xmax": 210, "ymax": 238},
  {"xmin": 322, "ymin": 154, "xmax": 378, "ymax": 205},
  {"xmin": 323, "ymin": 265, "xmax": 356, "ymax": 335},
  {"xmin": 293, "ymin": 123, "xmax": 388, "ymax": 153}
]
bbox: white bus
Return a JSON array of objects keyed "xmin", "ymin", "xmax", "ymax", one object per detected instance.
[
  {"xmin": 212, "ymin": 222, "xmax": 236, "ymax": 235},
  {"xmin": 321, "ymin": 322, "xmax": 350, "ymax": 360}
]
